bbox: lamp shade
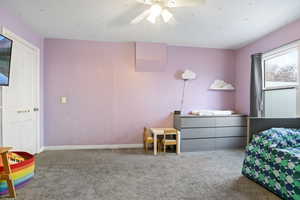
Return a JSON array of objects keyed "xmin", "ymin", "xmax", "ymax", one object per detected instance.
[{"xmin": 181, "ymin": 70, "xmax": 196, "ymax": 80}]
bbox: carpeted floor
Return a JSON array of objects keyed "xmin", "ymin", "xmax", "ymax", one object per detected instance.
[{"xmin": 12, "ymin": 149, "xmax": 281, "ymax": 200}]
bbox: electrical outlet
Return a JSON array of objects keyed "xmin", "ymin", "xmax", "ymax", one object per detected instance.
[{"xmin": 60, "ymin": 96, "xmax": 67, "ymax": 104}]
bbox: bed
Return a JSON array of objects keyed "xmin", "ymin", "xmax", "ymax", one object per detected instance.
[{"xmin": 242, "ymin": 118, "xmax": 300, "ymax": 200}]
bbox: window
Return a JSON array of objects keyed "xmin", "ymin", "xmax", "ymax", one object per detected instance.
[{"xmin": 263, "ymin": 46, "xmax": 299, "ymax": 90}]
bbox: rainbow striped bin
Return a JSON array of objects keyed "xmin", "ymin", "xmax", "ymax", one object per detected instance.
[{"xmin": 0, "ymin": 152, "xmax": 35, "ymax": 195}]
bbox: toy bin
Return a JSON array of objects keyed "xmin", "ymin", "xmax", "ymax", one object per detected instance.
[{"xmin": 0, "ymin": 152, "xmax": 35, "ymax": 195}]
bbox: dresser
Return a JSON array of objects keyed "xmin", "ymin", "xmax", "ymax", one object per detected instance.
[{"xmin": 174, "ymin": 114, "xmax": 248, "ymax": 152}]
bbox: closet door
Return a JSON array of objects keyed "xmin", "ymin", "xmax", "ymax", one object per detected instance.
[{"xmin": 2, "ymin": 29, "xmax": 40, "ymax": 154}]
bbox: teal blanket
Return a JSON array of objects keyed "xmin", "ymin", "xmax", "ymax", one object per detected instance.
[{"xmin": 242, "ymin": 128, "xmax": 300, "ymax": 200}]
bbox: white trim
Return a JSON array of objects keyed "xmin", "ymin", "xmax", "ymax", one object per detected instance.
[
  {"xmin": 39, "ymin": 146, "xmax": 45, "ymax": 153},
  {"xmin": 2, "ymin": 27, "xmax": 37, "ymax": 50},
  {"xmin": 36, "ymin": 48, "xmax": 41, "ymax": 154},
  {"xmin": 1, "ymin": 27, "xmax": 42, "ymax": 154},
  {"xmin": 0, "ymin": 26, "xmax": 3, "ymax": 146},
  {"xmin": 263, "ymin": 40, "xmax": 300, "ymax": 59},
  {"xmin": 262, "ymin": 43, "xmax": 300, "ymax": 90},
  {"xmin": 43, "ymin": 144, "xmax": 143, "ymax": 151}
]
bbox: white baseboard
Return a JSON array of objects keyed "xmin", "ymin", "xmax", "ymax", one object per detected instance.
[
  {"xmin": 39, "ymin": 146, "xmax": 45, "ymax": 153},
  {"xmin": 43, "ymin": 144, "xmax": 143, "ymax": 151}
]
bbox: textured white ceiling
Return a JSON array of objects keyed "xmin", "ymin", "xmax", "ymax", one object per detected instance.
[{"xmin": 2, "ymin": 0, "xmax": 300, "ymax": 49}]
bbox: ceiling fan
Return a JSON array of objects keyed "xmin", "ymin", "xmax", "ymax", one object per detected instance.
[{"xmin": 131, "ymin": 0, "xmax": 205, "ymax": 24}]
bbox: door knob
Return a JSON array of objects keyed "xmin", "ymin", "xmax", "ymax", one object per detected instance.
[{"xmin": 33, "ymin": 108, "xmax": 39, "ymax": 112}]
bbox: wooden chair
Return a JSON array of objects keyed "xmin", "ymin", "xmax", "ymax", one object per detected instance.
[
  {"xmin": 0, "ymin": 147, "xmax": 16, "ymax": 198},
  {"xmin": 162, "ymin": 129, "xmax": 180, "ymax": 154},
  {"xmin": 144, "ymin": 127, "xmax": 163, "ymax": 152},
  {"xmin": 143, "ymin": 127, "xmax": 155, "ymax": 152}
]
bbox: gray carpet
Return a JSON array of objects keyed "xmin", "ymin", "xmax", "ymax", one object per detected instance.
[{"xmin": 13, "ymin": 149, "xmax": 280, "ymax": 200}]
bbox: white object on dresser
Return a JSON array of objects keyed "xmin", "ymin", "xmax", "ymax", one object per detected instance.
[{"xmin": 191, "ymin": 110, "xmax": 234, "ymax": 116}]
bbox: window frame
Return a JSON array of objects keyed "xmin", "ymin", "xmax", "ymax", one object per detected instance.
[{"xmin": 262, "ymin": 41, "xmax": 300, "ymax": 91}]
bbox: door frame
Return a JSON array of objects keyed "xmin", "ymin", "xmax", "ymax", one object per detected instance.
[{"xmin": 0, "ymin": 26, "xmax": 42, "ymax": 153}]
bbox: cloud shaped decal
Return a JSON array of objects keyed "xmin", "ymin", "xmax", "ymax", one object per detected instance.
[{"xmin": 209, "ymin": 80, "xmax": 235, "ymax": 90}]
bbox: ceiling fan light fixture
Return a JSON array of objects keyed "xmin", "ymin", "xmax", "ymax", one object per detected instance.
[
  {"xmin": 167, "ymin": 0, "xmax": 177, "ymax": 8},
  {"xmin": 161, "ymin": 9, "xmax": 173, "ymax": 22},
  {"xmin": 144, "ymin": 0, "xmax": 152, "ymax": 4},
  {"xmin": 149, "ymin": 4, "xmax": 162, "ymax": 17},
  {"xmin": 133, "ymin": 1, "xmax": 178, "ymax": 24},
  {"xmin": 147, "ymin": 13, "xmax": 157, "ymax": 24},
  {"xmin": 147, "ymin": 4, "xmax": 162, "ymax": 24}
]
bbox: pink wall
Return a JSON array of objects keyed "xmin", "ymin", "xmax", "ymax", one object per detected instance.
[
  {"xmin": 135, "ymin": 42, "xmax": 167, "ymax": 72},
  {"xmin": 235, "ymin": 19, "xmax": 300, "ymax": 114},
  {"xmin": 3, "ymin": 5, "xmax": 300, "ymax": 146},
  {"xmin": 44, "ymin": 39, "xmax": 235, "ymax": 145},
  {"xmin": 2, "ymin": 6, "xmax": 300, "ymax": 146}
]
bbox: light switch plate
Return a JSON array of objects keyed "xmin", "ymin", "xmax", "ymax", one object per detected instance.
[{"xmin": 60, "ymin": 96, "xmax": 67, "ymax": 104}]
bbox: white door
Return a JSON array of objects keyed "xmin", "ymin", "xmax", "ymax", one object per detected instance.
[{"xmin": 1, "ymin": 29, "xmax": 40, "ymax": 154}]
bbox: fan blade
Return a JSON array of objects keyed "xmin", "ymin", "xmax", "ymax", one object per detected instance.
[
  {"xmin": 130, "ymin": 9, "xmax": 151, "ymax": 24},
  {"xmin": 166, "ymin": 0, "xmax": 206, "ymax": 7},
  {"xmin": 161, "ymin": 9, "xmax": 173, "ymax": 23},
  {"xmin": 136, "ymin": 0, "xmax": 153, "ymax": 5}
]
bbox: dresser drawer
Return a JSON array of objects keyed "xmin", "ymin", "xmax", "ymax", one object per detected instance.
[
  {"xmin": 181, "ymin": 138, "xmax": 215, "ymax": 152},
  {"xmin": 215, "ymin": 127, "xmax": 247, "ymax": 137},
  {"xmin": 215, "ymin": 137, "xmax": 246, "ymax": 150},
  {"xmin": 181, "ymin": 128, "xmax": 215, "ymax": 139},
  {"xmin": 215, "ymin": 117, "xmax": 246, "ymax": 127},
  {"xmin": 181, "ymin": 118, "xmax": 215, "ymax": 128}
]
